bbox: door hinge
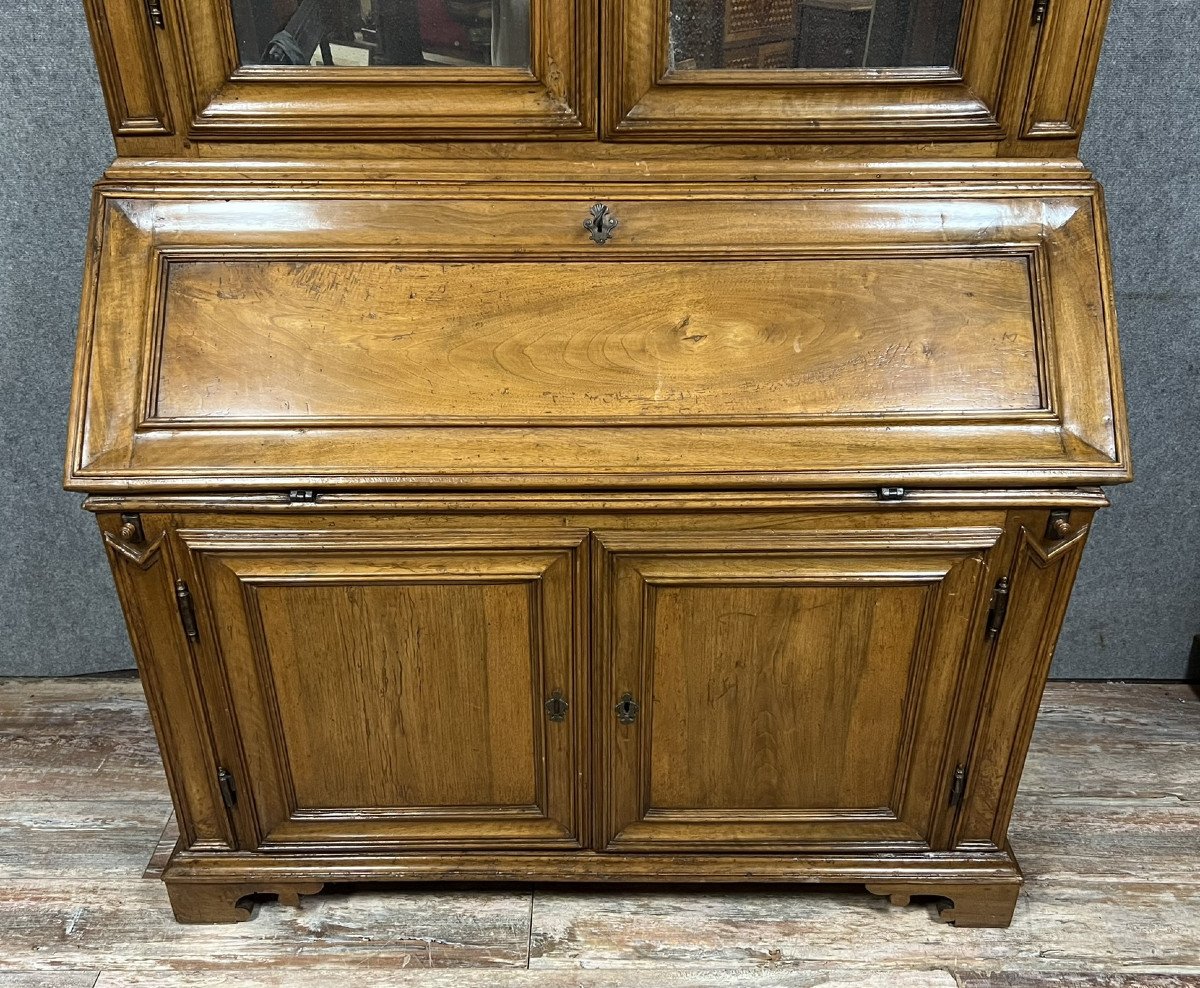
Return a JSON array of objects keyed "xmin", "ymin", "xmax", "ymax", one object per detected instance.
[
  {"xmin": 986, "ymin": 576, "xmax": 1010, "ymax": 640},
  {"xmin": 1032, "ymin": 0, "xmax": 1049, "ymax": 25},
  {"xmin": 878, "ymin": 486, "xmax": 908, "ymax": 502},
  {"xmin": 145, "ymin": 0, "xmax": 165, "ymax": 29},
  {"xmin": 174, "ymin": 580, "xmax": 200, "ymax": 643},
  {"xmin": 217, "ymin": 767, "xmax": 238, "ymax": 810},
  {"xmin": 949, "ymin": 763, "xmax": 968, "ymax": 808},
  {"xmin": 288, "ymin": 489, "xmax": 318, "ymax": 504}
]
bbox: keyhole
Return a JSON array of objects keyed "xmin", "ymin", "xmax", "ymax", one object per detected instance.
[{"xmin": 615, "ymin": 692, "xmax": 640, "ymax": 725}]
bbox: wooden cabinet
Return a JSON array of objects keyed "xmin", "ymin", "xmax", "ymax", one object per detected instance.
[{"xmin": 70, "ymin": 0, "xmax": 1127, "ymax": 928}]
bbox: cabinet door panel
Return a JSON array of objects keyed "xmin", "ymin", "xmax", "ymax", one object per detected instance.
[
  {"xmin": 181, "ymin": 527, "xmax": 587, "ymax": 851},
  {"xmin": 170, "ymin": 0, "xmax": 594, "ymax": 139},
  {"xmin": 596, "ymin": 527, "xmax": 1000, "ymax": 851},
  {"xmin": 604, "ymin": 0, "xmax": 1017, "ymax": 140}
]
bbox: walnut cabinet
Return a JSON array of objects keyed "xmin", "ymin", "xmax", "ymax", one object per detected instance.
[{"xmin": 69, "ymin": 0, "xmax": 1128, "ymax": 927}]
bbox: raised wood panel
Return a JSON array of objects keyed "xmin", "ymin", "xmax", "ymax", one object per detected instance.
[
  {"xmin": 595, "ymin": 526, "xmax": 1002, "ymax": 852},
  {"xmin": 65, "ymin": 189, "xmax": 1129, "ymax": 491},
  {"xmin": 603, "ymin": 0, "xmax": 1017, "ymax": 141},
  {"xmin": 170, "ymin": 0, "xmax": 596, "ymax": 140},
  {"xmin": 179, "ymin": 527, "xmax": 587, "ymax": 851},
  {"xmin": 1021, "ymin": 0, "xmax": 1111, "ymax": 139},
  {"xmin": 83, "ymin": 0, "xmax": 173, "ymax": 136},
  {"xmin": 152, "ymin": 254, "xmax": 1043, "ymax": 425}
]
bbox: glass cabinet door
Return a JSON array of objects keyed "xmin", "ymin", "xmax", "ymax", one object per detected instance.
[
  {"xmin": 230, "ymin": 0, "xmax": 531, "ymax": 69},
  {"xmin": 176, "ymin": 0, "xmax": 593, "ymax": 139},
  {"xmin": 604, "ymin": 0, "xmax": 1017, "ymax": 140},
  {"xmin": 669, "ymin": 0, "xmax": 963, "ymax": 71}
]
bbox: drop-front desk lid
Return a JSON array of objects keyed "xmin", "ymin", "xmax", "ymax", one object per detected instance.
[{"xmin": 66, "ymin": 185, "xmax": 1130, "ymax": 493}]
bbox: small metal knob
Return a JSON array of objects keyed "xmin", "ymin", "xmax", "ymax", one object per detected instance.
[
  {"xmin": 118, "ymin": 514, "xmax": 144, "ymax": 544},
  {"xmin": 1046, "ymin": 509, "xmax": 1073, "ymax": 541}
]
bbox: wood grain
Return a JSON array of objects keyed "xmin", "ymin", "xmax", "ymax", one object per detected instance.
[
  {"xmin": 0, "ymin": 677, "xmax": 167, "ymax": 802},
  {"xmin": 0, "ymin": 881, "xmax": 534, "ymax": 972},
  {"xmin": 155, "ymin": 255, "xmax": 1041, "ymax": 423},
  {"xmin": 526, "ymin": 882, "xmax": 1200, "ymax": 971},
  {"xmin": 182, "ymin": 527, "xmax": 585, "ymax": 851},
  {"xmin": 0, "ymin": 801, "xmax": 171, "ymax": 879},
  {"xmin": 595, "ymin": 526, "xmax": 1000, "ymax": 851}
]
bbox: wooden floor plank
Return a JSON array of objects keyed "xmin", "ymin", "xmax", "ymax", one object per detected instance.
[
  {"xmin": 0, "ymin": 880, "xmax": 534, "ymax": 973},
  {"xmin": 0, "ymin": 977, "xmax": 100, "ymax": 988},
  {"xmin": 0, "ymin": 801, "xmax": 171, "ymax": 880},
  {"xmin": 957, "ymin": 975, "xmax": 1200, "ymax": 987},
  {"xmin": 526, "ymin": 883, "xmax": 1200, "ymax": 972},
  {"xmin": 1010, "ymin": 798, "xmax": 1200, "ymax": 885},
  {"xmin": 90, "ymin": 972, "xmax": 960, "ymax": 987},
  {"xmin": 1032, "ymin": 683, "xmax": 1199, "ymax": 744},
  {"xmin": 0, "ymin": 679, "xmax": 166, "ymax": 803}
]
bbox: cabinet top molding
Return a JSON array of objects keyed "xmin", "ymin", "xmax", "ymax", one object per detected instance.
[{"xmin": 82, "ymin": 0, "xmax": 1113, "ymax": 160}]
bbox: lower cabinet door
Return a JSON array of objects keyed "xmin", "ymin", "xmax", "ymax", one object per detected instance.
[
  {"xmin": 595, "ymin": 525, "xmax": 1004, "ymax": 853},
  {"xmin": 181, "ymin": 526, "xmax": 587, "ymax": 852}
]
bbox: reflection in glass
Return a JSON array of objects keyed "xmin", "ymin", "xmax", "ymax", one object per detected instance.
[
  {"xmin": 231, "ymin": 0, "xmax": 530, "ymax": 68},
  {"xmin": 670, "ymin": 0, "xmax": 964, "ymax": 71}
]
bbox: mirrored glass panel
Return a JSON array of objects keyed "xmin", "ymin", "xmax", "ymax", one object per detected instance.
[
  {"xmin": 669, "ymin": 0, "xmax": 963, "ymax": 71},
  {"xmin": 231, "ymin": 0, "xmax": 531, "ymax": 68}
]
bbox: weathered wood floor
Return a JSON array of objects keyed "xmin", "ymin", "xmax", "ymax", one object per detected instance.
[{"xmin": 0, "ymin": 676, "xmax": 1197, "ymax": 987}]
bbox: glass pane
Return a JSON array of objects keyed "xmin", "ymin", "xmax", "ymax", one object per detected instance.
[
  {"xmin": 231, "ymin": 0, "xmax": 531, "ymax": 68},
  {"xmin": 669, "ymin": 0, "xmax": 963, "ymax": 71}
]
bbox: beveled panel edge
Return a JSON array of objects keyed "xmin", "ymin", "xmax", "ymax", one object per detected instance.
[{"xmin": 138, "ymin": 242, "xmax": 1055, "ymax": 431}]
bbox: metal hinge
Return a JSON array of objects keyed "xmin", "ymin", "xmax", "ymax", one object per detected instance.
[
  {"xmin": 174, "ymin": 580, "xmax": 199, "ymax": 643},
  {"xmin": 878, "ymin": 487, "xmax": 908, "ymax": 501},
  {"xmin": 986, "ymin": 577, "xmax": 1010, "ymax": 640},
  {"xmin": 145, "ymin": 0, "xmax": 165, "ymax": 29},
  {"xmin": 949, "ymin": 763, "xmax": 968, "ymax": 808},
  {"xmin": 288, "ymin": 489, "xmax": 318, "ymax": 504},
  {"xmin": 1032, "ymin": 0, "xmax": 1049, "ymax": 25},
  {"xmin": 217, "ymin": 767, "xmax": 238, "ymax": 809}
]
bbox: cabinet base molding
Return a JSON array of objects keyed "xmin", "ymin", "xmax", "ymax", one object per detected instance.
[
  {"xmin": 864, "ymin": 881, "xmax": 1022, "ymax": 929},
  {"xmin": 162, "ymin": 850, "xmax": 1023, "ymax": 926},
  {"xmin": 165, "ymin": 880, "xmax": 325, "ymax": 924}
]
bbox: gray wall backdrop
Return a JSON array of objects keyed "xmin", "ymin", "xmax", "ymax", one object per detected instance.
[{"xmin": 1, "ymin": 0, "xmax": 1196, "ymax": 678}]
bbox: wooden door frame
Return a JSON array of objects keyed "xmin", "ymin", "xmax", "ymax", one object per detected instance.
[
  {"xmin": 592, "ymin": 526, "xmax": 1003, "ymax": 852},
  {"xmin": 175, "ymin": 524, "xmax": 590, "ymax": 852},
  {"xmin": 601, "ymin": 0, "xmax": 1023, "ymax": 140},
  {"xmin": 167, "ymin": 0, "xmax": 597, "ymax": 140}
]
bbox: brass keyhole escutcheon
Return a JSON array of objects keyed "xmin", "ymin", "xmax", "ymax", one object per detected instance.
[
  {"xmin": 615, "ymin": 692, "xmax": 640, "ymax": 725},
  {"xmin": 584, "ymin": 203, "xmax": 618, "ymax": 245},
  {"xmin": 544, "ymin": 690, "xmax": 569, "ymax": 723}
]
